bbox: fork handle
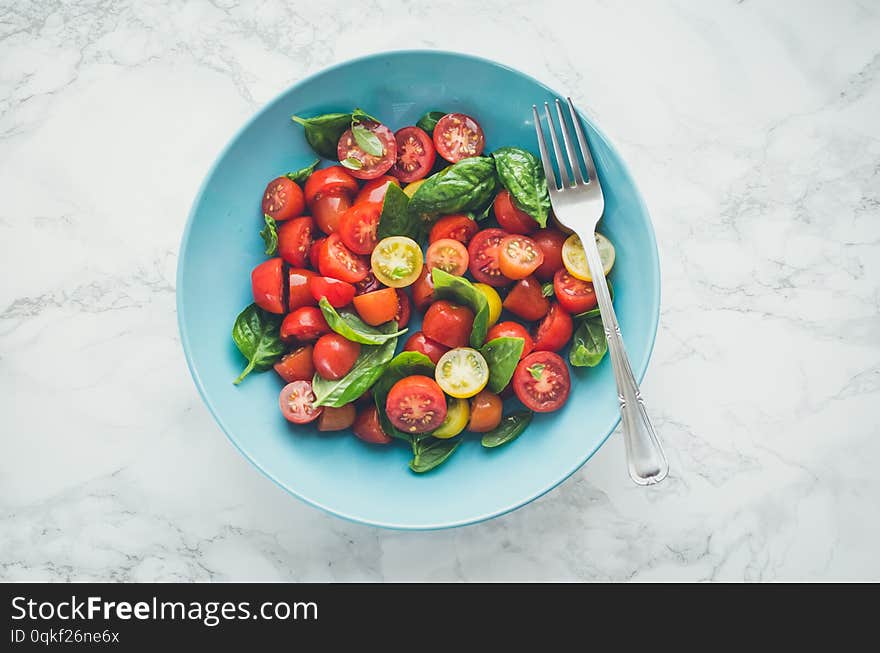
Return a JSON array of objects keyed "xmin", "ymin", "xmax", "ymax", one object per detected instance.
[{"xmin": 580, "ymin": 231, "xmax": 668, "ymax": 485}]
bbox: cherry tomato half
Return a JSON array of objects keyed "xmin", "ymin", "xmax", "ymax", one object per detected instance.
[
  {"xmin": 403, "ymin": 331, "xmax": 450, "ymax": 365},
  {"xmin": 512, "ymin": 351, "xmax": 571, "ymax": 413},
  {"xmin": 468, "ymin": 390, "xmax": 503, "ymax": 432},
  {"xmin": 433, "ymin": 113, "xmax": 485, "ymax": 163},
  {"xmin": 309, "ymin": 237, "xmax": 325, "ymax": 270},
  {"xmin": 338, "ymin": 201, "xmax": 382, "ymax": 255},
  {"xmin": 411, "ymin": 267, "xmax": 435, "ymax": 312},
  {"xmin": 394, "ymin": 289, "xmax": 411, "ymax": 327},
  {"xmin": 304, "ymin": 166, "xmax": 358, "ymax": 206},
  {"xmin": 486, "ymin": 321, "xmax": 534, "ymax": 358},
  {"xmin": 425, "ymin": 238, "xmax": 469, "ymax": 276},
  {"xmin": 532, "ymin": 228, "xmax": 567, "ymax": 281},
  {"xmin": 532, "ymin": 303, "xmax": 573, "ymax": 353},
  {"xmin": 553, "ymin": 269, "xmax": 597, "ymax": 314},
  {"xmin": 312, "ymin": 191, "xmax": 352, "ymax": 235},
  {"xmin": 354, "ymin": 270, "xmax": 384, "ymax": 296},
  {"xmin": 312, "ymin": 333, "xmax": 361, "ymax": 381},
  {"xmin": 468, "ymin": 228, "xmax": 512, "ymax": 288},
  {"xmin": 503, "ymin": 275, "xmax": 550, "ymax": 321},
  {"xmin": 493, "ymin": 189, "xmax": 536, "ymax": 234},
  {"xmin": 318, "ymin": 233, "xmax": 369, "ymax": 283},
  {"xmin": 273, "ymin": 345, "xmax": 315, "ymax": 383},
  {"xmin": 288, "ymin": 268, "xmax": 317, "ymax": 312},
  {"xmin": 498, "ymin": 234, "xmax": 544, "ymax": 280},
  {"xmin": 262, "ymin": 176, "xmax": 305, "ymax": 222},
  {"xmin": 392, "ymin": 126, "xmax": 436, "ymax": 182},
  {"xmin": 352, "ymin": 287, "xmax": 398, "ymax": 326},
  {"xmin": 355, "ymin": 175, "xmax": 400, "ymax": 204},
  {"xmin": 429, "ymin": 214, "xmax": 479, "ymax": 245},
  {"xmin": 423, "ymin": 300, "xmax": 474, "ymax": 349},
  {"xmin": 317, "ymin": 404, "xmax": 356, "ymax": 432},
  {"xmin": 353, "ymin": 405, "xmax": 392, "ymax": 444},
  {"xmin": 309, "ymin": 275, "xmax": 356, "ymax": 308},
  {"xmin": 279, "ymin": 380, "xmax": 322, "ymax": 424},
  {"xmin": 385, "ymin": 375, "xmax": 447, "ymax": 434},
  {"xmin": 251, "ymin": 257, "xmax": 286, "ymax": 314},
  {"xmin": 337, "ymin": 120, "xmax": 397, "ymax": 180},
  {"xmin": 370, "ymin": 236, "xmax": 423, "ymax": 288},
  {"xmin": 277, "ymin": 216, "xmax": 314, "ymax": 267},
  {"xmin": 280, "ymin": 306, "xmax": 331, "ymax": 343}
]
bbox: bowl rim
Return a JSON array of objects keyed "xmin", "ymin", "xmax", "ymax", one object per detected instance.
[{"xmin": 176, "ymin": 49, "xmax": 661, "ymax": 530}]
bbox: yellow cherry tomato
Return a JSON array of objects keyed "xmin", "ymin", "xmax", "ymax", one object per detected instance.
[
  {"xmin": 561, "ymin": 232, "xmax": 615, "ymax": 281},
  {"xmin": 432, "ymin": 397, "xmax": 470, "ymax": 439},
  {"xmin": 434, "ymin": 347, "xmax": 489, "ymax": 399},
  {"xmin": 403, "ymin": 179, "xmax": 427, "ymax": 198},
  {"xmin": 371, "ymin": 236, "xmax": 424, "ymax": 288},
  {"xmin": 473, "ymin": 283, "xmax": 502, "ymax": 327}
]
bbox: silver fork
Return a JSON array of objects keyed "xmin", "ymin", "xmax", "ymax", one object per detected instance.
[{"xmin": 532, "ymin": 98, "xmax": 668, "ymax": 485}]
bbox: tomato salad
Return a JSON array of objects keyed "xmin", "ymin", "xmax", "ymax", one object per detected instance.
[{"xmin": 232, "ymin": 107, "xmax": 617, "ymax": 473}]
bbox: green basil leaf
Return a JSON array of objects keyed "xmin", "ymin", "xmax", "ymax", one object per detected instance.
[
  {"xmin": 574, "ymin": 279, "xmax": 614, "ymax": 320},
  {"xmin": 372, "ymin": 352, "xmax": 436, "ymax": 441},
  {"xmin": 351, "ymin": 107, "xmax": 379, "ymax": 124},
  {"xmin": 259, "ymin": 214, "xmax": 278, "ymax": 256},
  {"xmin": 569, "ymin": 315, "xmax": 608, "ymax": 367},
  {"xmin": 430, "ymin": 269, "xmax": 489, "ymax": 347},
  {"xmin": 318, "ymin": 297, "xmax": 407, "ymax": 345},
  {"xmin": 527, "ymin": 363, "xmax": 545, "ymax": 381},
  {"xmin": 377, "ymin": 183, "xmax": 424, "ymax": 242},
  {"xmin": 291, "ymin": 112, "xmax": 352, "ymax": 159},
  {"xmin": 479, "ymin": 337, "xmax": 525, "ymax": 393},
  {"xmin": 492, "ymin": 146, "xmax": 551, "ymax": 228},
  {"xmin": 481, "ymin": 411, "xmax": 533, "ymax": 448},
  {"xmin": 285, "ymin": 159, "xmax": 320, "ymax": 184},
  {"xmin": 409, "ymin": 156, "xmax": 498, "ymax": 224},
  {"xmin": 409, "ymin": 436, "xmax": 461, "ymax": 473},
  {"xmin": 541, "ymin": 281, "xmax": 554, "ymax": 298},
  {"xmin": 416, "ymin": 111, "xmax": 446, "ymax": 134},
  {"xmin": 311, "ymin": 323, "xmax": 399, "ymax": 407},
  {"xmin": 351, "ymin": 123, "xmax": 384, "ymax": 157},
  {"xmin": 231, "ymin": 304, "xmax": 284, "ymax": 385},
  {"xmin": 340, "ymin": 157, "xmax": 363, "ymax": 170}
]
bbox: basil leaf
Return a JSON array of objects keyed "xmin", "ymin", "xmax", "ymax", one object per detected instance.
[
  {"xmin": 291, "ymin": 112, "xmax": 351, "ymax": 159},
  {"xmin": 231, "ymin": 304, "xmax": 284, "ymax": 385},
  {"xmin": 479, "ymin": 337, "xmax": 524, "ymax": 393},
  {"xmin": 481, "ymin": 411, "xmax": 533, "ymax": 448},
  {"xmin": 416, "ymin": 111, "xmax": 446, "ymax": 134},
  {"xmin": 285, "ymin": 159, "xmax": 320, "ymax": 184},
  {"xmin": 351, "ymin": 107, "xmax": 379, "ymax": 124},
  {"xmin": 351, "ymin": 123, "xmax": 384, "ymax": 157},
  {"xmin": 259, "ymin": 214, "xmax": 278, "ymax": 256},
  {"xmin": 311, "ymin": 324, "xmax": 399, "ymax": 407},
  {"xmin": 318, "ymin": 297, "xmax": 407, "ymax": 345},
  {"xmin": 527, "ymin": 363, "xmax": 545, "ymax": 381},
  {"xmin": 569, "ymin": 315, "xmax": 607, "ymax": 367},
  {"xmin": 541, "ymin": 281, "xmax": 554, "ymax": 298},
  {"xmin": 430, "ymin": 269, "xmax": 489, "ymax": 347},
  {"xmin": 372, "ymin": 352, "xmax": 435, "ymax": 441},
  {"xmin": 377, "ymin": 183, "xmax": 424, "ymax": 242},
  {"xmin": 340, "ymin": 157, "xmax": 363, "ymax": 170},
  {"xmin": 493, "ymin": 147, "xmax": 551, "ymax": 228},
  {"xmin": 409, "ymin": 436, "xmax": 461, "ymax": 473},
  {"xmin": 574, "ymin": 279, "xmax": 614, "ymax": 320},
  {"xmin": 409, "ymin": 156, "xmax": 498, "ymax": 223}
]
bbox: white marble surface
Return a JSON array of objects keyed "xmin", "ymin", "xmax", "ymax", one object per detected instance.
[{"xmin": 1, "ymin": 0, "xmax": 878, "ymax": 582}]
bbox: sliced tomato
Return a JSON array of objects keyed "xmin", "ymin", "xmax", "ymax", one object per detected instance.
[
  {"xmin": 370, "ymin": 236, "xmax": 423, "ymax": 288},
  {"xmin": 312, "ymin": 191, "xmax": 352, "ymax": 235},
  {"xmin": 304, "ymin": 166, "xmax": 358, "ymax": 206},
  {"xmin": 309, "ymin": 275, "xmax": 356, "ymax": 307},
  {"xmin": 337, "ymin": 120, "xmax": 397, "ymax": 180},
  {"xmin": 288, "ymin": 268, "xmax": 317, "ymax": 312},
  {"xmin": 280, "ymin": 306, "xmax": 331, "ymax": 343},
  {"xmin": 352, "ymin": 287, "xmax": 398, "ymax": 326},
  {"xmin": 553, "ymin": 269, "xmax": 597, "ymax": 314},
  {"xmin": 433, "ymin": 113, "xmax": 485, "ymax": 163},
  {"xmin": 532, "ymin": 228, "xmax": 567, "ymax": 281},
  {"xmin": 273, "ymin": 345, "xmax": 315, "ymax": 383},
  {"xmin": 309, "ymin": 238, "xmax": 325, "ymax": 270},
  {"xmin": 385, "ymin": 375, "xmax": 447, "ymax": 434},
  {"xmin": 532, "ymin": 303, "xmax": 573, "ymax": 353},
  {"xmin": 423, "ymin": 300, "xmax": 475, "ymax": 349},
  {"xmin": 394, "ymin": 289, "xmax": 411, "ymax": 327},
  {"xmin": 403, "ymin": 331, "xmax": 450, "ymax": 365},
  {"xmin": 503, "ymin": 275, "xmax": 549, "ymax": 321},
  {"xmin": 353, "ymin": 405, "xmax": 393, "ymax": 444},
  {"xmin": 262, "ymin": 176, "xmax": 305, "ymax": 221},
  {"xmin": 493, "ymin": 189, "xmax": 536, "ymax": 234},
  {"xmin": 392, "ymin": 126, "xmax": 436, "ymax": 182},
  {"xmin": 355, "ymin": 175, "xmax": 400, "ymax": 204},
  {"xmin": 411, "ymin": 267, "xmax": 435, "ymax": 312},
  {"xmin": 425, "ymin": 238, "xmax": 469, "ymax": 276},
  {"xmin": 429, "ymin": 214, "xmax": 479, "ymax": 245},
  {"xmin": 486, "ymin": 321, "xmax": 533, "ymax": 358},
  {"xmin": 354, "ymin": 271, "xmax": 383, "ymax": 295},
  {"xmin": 498, "ymin": 234, "xmax": 544, "ymax": 280},
  {"xmin": 251, "ymin": 257, "xmax": 286, "ymax": 314},
  {"xmin": 277, "ymin": 216, "xmax": 314, "ymax": 267},
  {"xmin": 467, "ymin": 228, "xmax": 512, "ymax": 287},
  {"xmin": 317, "ymin": 404, "xmax": 356, "ymax": 432},
  {"xmin": 318, "ymin": 233, "xmax": 369, "ymax": 283},
  {"xmin": 279, "ymin": 380, "xmax": 322, "ymax": 424},
  {"xmin": 513, "ymin": 351, "xmax": 571, "ymax": 413},
  {"xmin": 312, "ymin": 333, "xmax": 361, "ymax": 381},
  {"xmin": 338, "ymin": 201, "xmax": 382, "ymax": 255}
]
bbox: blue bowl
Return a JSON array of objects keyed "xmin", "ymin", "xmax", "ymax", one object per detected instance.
[{"xmin": 177, "ymin": 51, "xmax": 660, "ymax": 530}]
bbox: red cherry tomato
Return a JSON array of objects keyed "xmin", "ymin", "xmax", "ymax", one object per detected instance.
[
  {"xmin": 353, "ymin": 405, "xmax": 393, "ymax": 444},
  {"xmin": 385, "ymin": 375, "xmax": 447, "ymax": 434},
  {"xmin": 337, "ymin": 121, "xmax": 397, "ymax": 180},
  {"xmin": 498, "ymin": 234, "xmax": 544, "ymax": 280},
  {"xmin": 280, "ymin": 306, "xmax": 331, "ymax": 343},
  {"xmin": 309, "ymin": 276, "xmax": 356, "ymax": 308},
  {"xmin": 354, "ymin": 271, "xmax": 384, "ymax": 295},
  {"xmin": 512, "ymin": 351, "xmax": 571, "ymax": 412},
  {"xmin": 262, "ymin": 176, "xmax": 305, "ymax": 221},
  {"xmin": 251, "ymin": 258, "xmax": 285, "ymax": 314},
  {"xmin": 317, "ymin": 404, "xmax": 356, "ymax": 432},
  {"xmin": 425, "ymin": 238, "xmax": 469, "ymax": 276},
  {"xmin": 429, "ymin": 214, "xmax": 479, "ymax": 245},
  {"xmin": 394, "ymin": 289, "xmax": 411, "ymax": 327},
  {"xmin": 312, "ymin": 191, "xmax": 352, "ymax": 235},
  {"xmin": 468, "ymin": 390, "xmax": 503, "ymax": 432},
  {"xmin": 288, "ymin": 268, "xmax": 317, "ymax": 312},
  {"xmin": 532, "ymin": 303, "xmax": 573, "ymax": 353},
  {"xmin": 392, "ymin": 126, "xmax": 436, "ymax": 182},
  {"xmin": 532, "ymin": 228, "xmax": 567, "ymax": 281},
  {"xmin": 273, "ymin": 345, "xmax": 315, "ymax": 383},
  {"xmin": 312, "ymin": 333, "xmax": 361, "ymax": 381},
  {"xmin": 355, "ymin": 175, "xmax": 400, "ymax": 204},
  {"xmin": 352, "ymin": 287, "xmax": 399, "ymax": 326},
  {"xmin": 338, "ymin": 201, "xmax": 382, "ymax": 255},
  {"xmin": 403, "ymin": 331, "xmax": 450, "ymax": 365},
  {"xmin": 277, "ymin": 216, "xmax": 314, "ymax": 267},
  {"xmin": 411, "ymin": 267, "xmax": 435, "ymax": 312},
  {"xmin": 493, "ymin": 189, "xmax": 536, "ymax": 234},
  {"xmin": 279, "ymin": 380, "xmax": 322, "ymax": 424},
  {"xmin": 468, "ymin": 228, "xmax": 512, "ymax": 287},
  {"xmin": 553, "ymin": 269, "xmax": 597, "ymax": 314},
  {"xmin": 309, "ymin": 238, "xmax": 325, "ymax": 270},
  {"xmin": 503, "ymin": 275, "xmax": 550, "ymax": 321},
  {"xmin": 422, "ymin": 300, "xmax": 474, "ymax": 349},
  {"xmin": 318, "ymin": 233, "xmax": 369, "ymax": 283},
  {"xmin": 433, "ymin": 113, "xmax": 485, "ymax": 163},
  {"xmin": 304, "ymin": 166, "xmax": 358, "ymax": 206},
  {"xmin": 486, "ymin": 321, "xmax": 534, "ymax": 358}
]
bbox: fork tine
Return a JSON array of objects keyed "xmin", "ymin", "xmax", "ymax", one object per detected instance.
[
  {"xmin": 555, "ymin": 99, "xmax": 585, "ymax": 185},
  {"xmin": 544, "ymin": 102, "xmax": 571, "ymax": 188},
  {"xmin": 532, "ymin": 105, "xmax": 558, "ymax": 191},
  {"xmin": 566, "ymin": 97, "xmax": 598, "ymax": 183}
]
